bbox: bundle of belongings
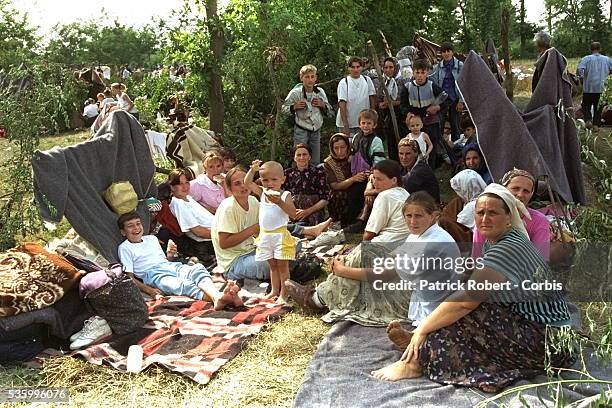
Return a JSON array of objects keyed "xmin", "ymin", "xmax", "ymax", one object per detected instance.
[{"xmin": 166, "ymin": 123, "xmax": 220, "ymax": 177}]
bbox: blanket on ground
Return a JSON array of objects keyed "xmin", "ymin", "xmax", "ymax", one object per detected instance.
[
  {"xmin": 32, "ymin": 111, "xmax": 157, "ymax": 262},
  {"xmin": 294, "ymin": 321, "xmax": 609, "ymax": 408},
  {"xmin": 73, "ymin": 295, "xmax": 290, "ymax": 384},
  {"xmin": 0, "ymin": 243, "xmax": 82, "ymax": 317},
  {"xmin": 457, "ymin": 51, "xmax": 585, "ymax": 204}
]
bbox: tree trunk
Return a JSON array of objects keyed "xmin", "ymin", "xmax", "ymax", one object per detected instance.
[
  {"xmin": 519, "ymin": 0, "xmax": 526, "ymax": 56},
  {"xmin": 266, "ymin": 59, "xmax": 283, "ymax": 161},
  {"xmin": 205, "ymin": 0, "xmax": 225, "ymax": 138},
  {"xmin": 501, "ymin": 7, "xmax": 513, "ymax": 101}
]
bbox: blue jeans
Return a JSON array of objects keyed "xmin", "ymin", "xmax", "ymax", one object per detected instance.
[
  {"xmin": 144, "ymin": 262, "xmax": 211, "ymax": 300},
  {"xmin": 294, "ymin": 127, "xmax": 321, "ymax": 164}
]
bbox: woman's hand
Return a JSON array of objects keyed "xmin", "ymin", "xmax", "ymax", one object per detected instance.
[
  {"xmin": 400, "ymin": 328, "xmax": 427, "ymax": 363},
  {"xmin": 294, "ymin": 208, "xmax": 311, "ymax": 221},
  {"xmin": 426, "ymin": 105, "xmax": 440, "ymax": 115},
  {"xmin": 351, "ymin": 172, "xmax": 369, "ymax": 183},
  {"xmin": 166, "ymin": 240, "xmax": 178, "ymax": 258},
  {"xmin": 331, "ymin": 254, "xmax": 346, "ymax": 275}
]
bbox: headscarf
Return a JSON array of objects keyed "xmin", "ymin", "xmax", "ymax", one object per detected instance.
[
  {"xmin": 398, "ymin": 138, "xmax": 422, "ymax": 173},
  {"xmin": 451, "ymin": 169, "xmax": 487, "ymax": 229},
  {"xmin": 462, "ymin": 143, "xmax": 491, "ymax": 183},
  {"xmin": 500, "ymin": 168, "xmax": 537, "ymax": 192},
  {"xmin": 324, "ymin": 133, "xmax": 351, "ymax": 182},
  {"xmin": 479, "ymin": 183, "xmax": 531, "ymax": 238}
]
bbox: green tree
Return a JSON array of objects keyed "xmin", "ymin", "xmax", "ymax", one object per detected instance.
[
  {"xmin": 0, "ymin": 0, "xmax": 39, "ymax": 70},
  {"xmin": 45, "ymin": 20, "xmax": 161, "ymax": 68}
]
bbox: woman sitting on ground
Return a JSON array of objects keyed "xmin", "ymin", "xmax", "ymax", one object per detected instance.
[
  {"xmin": 212, "ymin": 167, "xmax": 332, "ymax": 282},
  {"xmin": 283, "ymin": 144, "xmax": 330, "ymax": 226},
  {"xmin": 472, "ymin": 168, "xmax": 550, "ymax": 261},
  {"xmin": 372, "ymin": 184, "xmax": 574, "ymax": 392},
  {"xmin": 461, "ymin": 143, "xmax": 492, "ymax": 184},
  {"xmin": 323, "ymin": 133, "xmax": 369, "ymax": 227},
  {"xmin": 167, "ymin": 168, "xmax": 216, "ymax": 264},
  {"xmin": 438, "ymin": 169, "xmax": 487, "ymax": 244},
  {"xmin": 398, "ymin": 138, "xmax": 440, "ymax": 203},
  {"xmin": 286, "ymin": 159, "xmax": 411, "ymax": 326}
]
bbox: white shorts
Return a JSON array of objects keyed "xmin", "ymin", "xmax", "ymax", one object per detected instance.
[{"xmin": 255, "ymin": 227, "xmax": 297, "ymax": 261}]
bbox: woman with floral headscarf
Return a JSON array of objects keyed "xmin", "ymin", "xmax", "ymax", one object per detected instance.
[
  {"xmin": 397, "ymin": 138, "xmax": 440, "ymax": 202},
  {"xmin": 472, "ymin": 168, "xmax": 551, "ymax": 260},
  {"xmin": 323, "ymin": 133, "xmax": 369, "ymax": 226}
]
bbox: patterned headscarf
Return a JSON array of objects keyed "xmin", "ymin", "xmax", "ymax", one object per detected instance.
[
  {"xmin": 324, "ymin": 133, "xmax": 351, "ymax": 182},
  {"xmin": 500, "ymin": 168, "xmax": 537, "ymax": 192}
]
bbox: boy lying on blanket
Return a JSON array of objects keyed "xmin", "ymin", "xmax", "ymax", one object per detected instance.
[{"xmin": 117, "ymin": 212, "xmax": 243, "ymax": 310}]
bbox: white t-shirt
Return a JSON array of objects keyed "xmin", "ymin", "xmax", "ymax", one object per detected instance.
[
  {"xmin": 118, "ymin": 235, "xmax": 167, "ymax": 278},
  {"xmin": 211, "ymin": 196, "xmax": 260, "ymax": 272},
  {"xmin": 335, "ymin": 75, "xmax": 376, "ymax": 128},
  {"xmin": 259, "ymin": 190, "xmax": 290, "ymax": 231},
  {"xmin": 366, "ymin": 186, "xmax": 411, "ymax": 242},
  {"xmin": 170, "ymin": 195, "xmax": 214, "ymax": 242},
  {"xmin": 83, "ymin": 104, "xmax": 98, "ymax": 118},
  {"xmin": 406, "ymin": 132, "xmax": 428, "ymax": 156}
]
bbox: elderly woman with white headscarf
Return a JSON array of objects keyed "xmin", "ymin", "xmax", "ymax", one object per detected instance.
[{"xmin": 372, "ymin": 183, "xmax": 574, "ymax": 393}]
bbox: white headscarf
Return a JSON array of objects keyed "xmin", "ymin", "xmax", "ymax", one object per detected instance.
[
  {"xmin": 479, "ymin": 183, "xmax": 531, "ymax": 238},
  {"xmin": 452, "ymin": 170, "xmax": 487, "ymax": 229}
]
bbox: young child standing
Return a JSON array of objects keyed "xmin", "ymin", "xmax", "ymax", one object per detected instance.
[
  {"xmin": 117, "ymin": 212, "xmax": 242, "ymax": 310},
  {"xmin": 351, "ymin": 109, "xmax": 387, "ymax": 172},
  {"xmin": 281, "ymin": 64, "xmax": 332, "ymax": 164},
  {"xmin": 244, "ymin": 160, "xmax": 297, "ymax": 303},
  {"xmin": 403, "ymin": 115, "xmax": 433, "ymax": 161}
]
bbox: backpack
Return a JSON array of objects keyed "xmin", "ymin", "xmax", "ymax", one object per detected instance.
[{"xmin": 290, "ymin": 253, "xmax": 323, "ymax": 283}]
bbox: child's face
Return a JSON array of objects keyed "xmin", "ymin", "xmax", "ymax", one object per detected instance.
[
  {"xmin": 223, "ymin": 157, "xmax": 235, "ymax": 172},
  {"xmin": 359, "ymin": 118, "xmax": 375, "ymax": 135},
  {"xmin": 300, "ymin": 72, "xmax": 317, "ymax": 87},
  {"xmin": 464, "ymin": 127, "xmax": 475, "ymax": 138},
  {"xmin": 441, "ymin": 49, "xmax": 454, "ymax": 62},
  {"xmin": 120, "ymin": 218, "xmax": 144, "ymax": 243},
  {"xmin": 383, "ymin": 61, "xmax": 395, "ymax": 77},
  {"xmin": 205, "ymin": 160, "xmax": 223, "ymax": 178},
  {"xmin": 259, "ymin": 166, "xmax": 285, "ymax": 191},
  {"xmin": 413, "ymin": 69, "xmax": 428, "ymax": 85},
  {"xmin": 408, "ymin": 118, "xmax": 423, "ymax": 134},
  {"xmin": 170, "ymin": 174, "xmax": 191, "ymax": 199},
  {"xmin": 443, "ymin": 123, "xmax": 451, "ymax": 135},
  {"xmin": 97, "ymin": 95, "xmax": 104, "ymax": 101}
]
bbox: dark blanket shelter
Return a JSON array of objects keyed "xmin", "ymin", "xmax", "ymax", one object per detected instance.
[
  {"xmin": 32, "ymin": 111, "xmax": 157, "ymax": 262},
  {"xmin": 457, "ymin": 50, "xmax": 585, "ymax": 204}
]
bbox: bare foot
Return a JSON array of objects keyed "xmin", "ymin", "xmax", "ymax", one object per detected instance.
[
  {"xmin": 308, "ymin": 218, "xmax": 333, "ymax": 238},
  {"xmin": 386, "ymin": 321, "xmax": 413, "ymax": 351},
  {"xmin": 213, "ymin": 283, "xmax": 236, "ymax": 311},
  {"xmin": 226, "ymin": 281, "xmax": 244, "ymax": 307},
  {"xmin": 265, "ymin": 292, "xmax": 279, "ymax": 300},
  {"xmin": 371, "ymin": 360, "xmax": 422, "ymax": 381},
  {"xmin": 276, "ymin": 295, "xmax": 289, "ymax": 305}
]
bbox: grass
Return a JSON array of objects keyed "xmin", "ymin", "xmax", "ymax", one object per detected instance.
[{"xmin": 1, "ymin": 72, "xmax": 611, "ymax": 406}]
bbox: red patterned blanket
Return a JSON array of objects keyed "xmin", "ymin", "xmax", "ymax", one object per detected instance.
[{"xmin": 73, "ymin": 295, "xmax": 290, "ymax": 384}]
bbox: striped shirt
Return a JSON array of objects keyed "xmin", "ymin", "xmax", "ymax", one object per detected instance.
[{"xmin": 483, "ymin": 229, "xmax": 570, "ymax": 326}]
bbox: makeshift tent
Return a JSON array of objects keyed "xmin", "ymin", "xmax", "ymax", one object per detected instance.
[
  {"xmin": 33, "ymin": 111, "xmax": 157, "ymax": 262},
  {"xmin": 166, "ymin": 124, "xmax": 220, "ymax": 176},
  {"xmin": 457, "ymin": 50, "xmax": 585, "ymax": 204}
]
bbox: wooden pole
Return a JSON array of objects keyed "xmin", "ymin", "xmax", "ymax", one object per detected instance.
[
  {"xmin": 367, "ymin": 40, "xmax": 400, "ymax": 147},
  {"xmin": 501, "ymin": 7, "xmax": 514, "ymax": 101},
  {"xmin": 378, "ymin": 30, "xmax": 392, "ymax": 58}
]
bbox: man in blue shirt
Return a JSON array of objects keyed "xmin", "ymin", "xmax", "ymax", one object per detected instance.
[
  {"xmin": 430, "ymin": 42, "xmax": 464, "ymax": 142},
  {"xmin": 577, "ymin": 42, "xmax": 612, "ymax": 129}
]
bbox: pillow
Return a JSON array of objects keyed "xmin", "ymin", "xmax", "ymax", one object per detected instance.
[{"xmin": 0, "ymin": 243, "xmax": 83, "ymax": 317}]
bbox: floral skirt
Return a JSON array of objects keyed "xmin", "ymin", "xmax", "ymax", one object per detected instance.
[
  {"xmin": 316, "ymin": 242, "xmax": 411, "ymax": 326},
  {"xmin": 418, "ymin": 302, "xmax": 576, "ymax": 392}
]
